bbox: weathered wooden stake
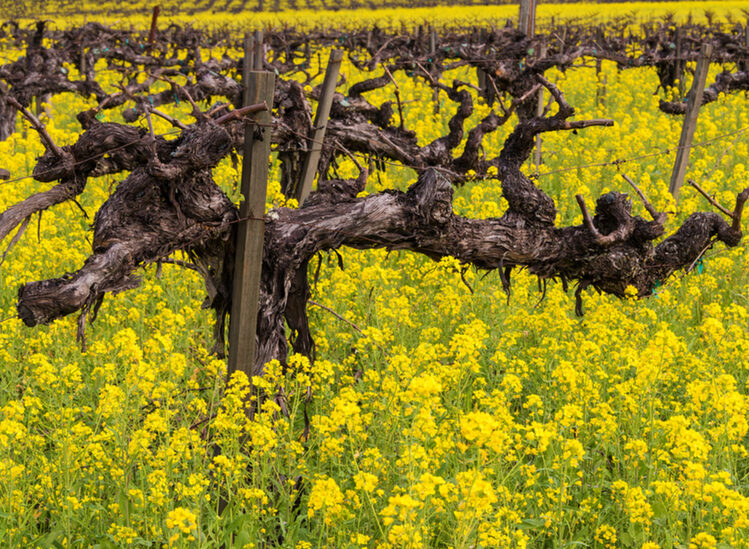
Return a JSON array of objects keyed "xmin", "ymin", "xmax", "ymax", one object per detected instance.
[
  {"xmin": 244, "ymin": 33, "xmax": 254, "ymax": 78},
  {"xmin": 595, "ymin": 58, "xmax": 607, "ymax": 107},
  {"xmin": 296, "ymin": 49, "xmax": 344, "ymax": 204},
  {"xmin": 430, "ymin": 26, "xmax": 440, "ymax": 114},
  {"xmin": 743, "ymin": 21, "xmax": 749, "ymax": 71},
  {"xmin": 594, "ymin": 28, "xmax": 605, "ymax": 107},
  {"xmin": 148, "ymin": 6, "xmax": 160, "ymax": 48},
  {"xmin": 35, "ymin": 94, "xmax": 51, "ymax": 120},
  {"xmin": 675, "ymin": 27, "xmax": 686, "ymax": 97},
  {"xmin": 228, "ymin": 65, "xmax": 275, "ymax": 378},
  {"xmin": 669, "ymin": 43, "xmax": 713, "ymax": 202},
  {"xmin": 534, "ymin": 92, "xmax": 543, "ymax": 173},
  {"xmin": 535, "ymin": 44, "xmax": 547, "ymax": 173},
  {"xmin": 477, "ymin": 66, "xmax": 486, "ymax": 97},
  {"xmin": 254, "ymin": 29, "xmax": 264, "ymax": 70},
  {"xmin": 519, "ymin": 0, "xmax": 537, "ymax": 36},
  {"xmin": 520, "ymin": 0, "xmax": 537, "ymax": 144}
]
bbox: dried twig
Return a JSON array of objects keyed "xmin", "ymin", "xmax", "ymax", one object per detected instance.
[
  {"xmin": 576, "ymin": 195, "xmax": 599, "ymax": 237},
  {"xmin": 0, "ymin": 215, "xmax": 30, "ymax": 267},
  {"xmin": 213, "ymin": 102, "xmax": 269, "ymax": 125},
  {"xmin": 620, "ymin": 173, "xmax": 665, "ymax": 222},
  {"xmin": 148, "ymin": 72, "xmax": 206, "ymax": 120},
  {"xmin": 148, "ymin": 107, "xmax": 188, "ymax": 130},
  {"xmin": 732, "ymin": 188, "xmax": 749, "ymax": 233},
  {"xmin": 335, "ymin": 142, "xmax": 363, "ymax": 171},
  {"xmin": 145, "ymin": 109, "xmax": 156, "ymax": 138},
  {"xmin": 308, "ymin": 299, "xmax": 363, "ymax": 334},
  {"xmin": 686, "ymin": 241, "xmax": 713, "ymax": 274},
  {"xmin": 688, "ymin": 179, "xmax": 733, "ymax": 218},
  {"xmin": 383, "ymin": 65, "xmax": 405, "ymax": 131},
  {"xmin": 6, "ymin": 97, "xmax": 66, "ymax": 158},
  {"xmin": 207, "ymin": 103, "xmax": 231, "ymax": 117}
]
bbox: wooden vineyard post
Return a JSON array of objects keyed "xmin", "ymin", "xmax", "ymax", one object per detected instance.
[
  {"xmin": 254, "ymin": 29, "xmax": 264, "ymax": 70},
  {"xmin": 595, "ymin": 58, "xmax": 606, "ymax": 107},
  {"xmin": 296, "ymin": 49, "xmax": 344, "ymax": 205},
  {"xmin": 81, "ymin": 47, "xmax": 95, "ymax": 81},
  {"xmin": 675, "ymin": 27, "xmax": 686, "ymax": 98},
  {"xmin": 669, "ymin": 43, "xmax": 712, "ymax": 202},
  {"xmin": 594, "ymin": 27, "xmax": 605, "ymax": 107},
  {"xmin": 35, "ymin": 95, "xmax": 50, "ymax": 119},
  {"xmin": 518, "ymin": 0, "xmax": 536, "ymax": 37},
  {"xmin": 148, "ymin": 6, "xmax": 160, "ymax": 50},
  {"xmin": 430, "ymin": 26, "xmax": 439, "ymax": 114},
  {"xmin": 535, "ymin": 43, "xmax": 547, "ymax": 174},
  {"xmin": 228, "ymin": 63, "xmax": 275, "ymax": 378},
  {"xmin": 477, "ymin": 66, "xmax": 486, "ymax": 100},
  {"xmin": 476, "ymin": 28, "xmax": 493, "ymax": 106},
  {"xmin": 740, "ymin": 21, "xmax": 749, "ymax": 73},
  {"xmin": 519, "ymin": 0, "xmax": 538, "ymax": 169}
]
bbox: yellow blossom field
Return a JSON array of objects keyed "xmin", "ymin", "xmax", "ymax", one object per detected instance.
[
  {"xmin": 9, "ymin": 1, "xmax": 749, "ymax": 31},
  {"xmin": 1, "ymin": 3, "xmax": 749, "ymax": 549}
]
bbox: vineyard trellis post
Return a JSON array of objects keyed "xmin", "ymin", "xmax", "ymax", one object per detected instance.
[
  {"xmin": 254, "ymin": 29, "xmax": 264, "ymax": 70},
  {"xmin": 740, "ymin": 21, "xmax": 749, "ymax": 73},
  {"xmin": 596, "ymin": 59, "xmax": 607, "ymax": 107},
  {"xmin": 296, "ymin": 49, "xmax": 344, "ymax": 204},
  {"xmin": 518, "ymin": 0, "xmax": 536, "ymax": 36},
  {"xmin": 429, "ymin": 26, "xmax": 439, "ymax": 114},
  {"xmin": 675, "ymin": 26, "xmax": 686, "ymax": 98},
  {"xmin": 594, "ymin": 27, "xmax": 606, "ymax": 107},
  {"xmin": 519, "ymin": 0, "xmax": 540, "ymax": 171},
  {"xmin": 34, "ymin": 94, "xmax": 50, "ymax": 120},
  {"xmin": 668, "ymin": 42, "xmax": 713, "ymax": 202},
  {"xmin": 147, "ymin": 6, "xmax": 160, "ymax": 50},
  {"xmin": 477, "ymin": 27, "xmax": 487, "ymax": 103},
  {"xmin": 535, "ymin": 43, "xmax": 547, "ymax": 174},
  {"xmin": 227, "ymin": 62, "xmax": 276, "ymax": 378}
]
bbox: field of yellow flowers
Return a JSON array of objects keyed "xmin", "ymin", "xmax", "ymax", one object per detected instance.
[
  {"xmin": 11, "ymin": 1, "xmax": 749, "ymax": 31},
  {"xmin": 2, "ymin": 4, "xmax": 749, "ymax": 549}
]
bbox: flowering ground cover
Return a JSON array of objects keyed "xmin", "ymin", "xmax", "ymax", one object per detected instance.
[
  {"xmin": 1, "ymin": 3, "xmax": 749, "ymax": 548},
  {"xmin": 6, "ymin": 1, "xmax": 749, "ymax": 31}
]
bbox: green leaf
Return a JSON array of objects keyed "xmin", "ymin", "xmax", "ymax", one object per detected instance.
[
  {"xmin": 32, "ymin": 528, "xmax": 64, "ymax": 549},
  {"xmin": 520, "ymin": 517, "xmax": 547, "ymax": 529}
]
